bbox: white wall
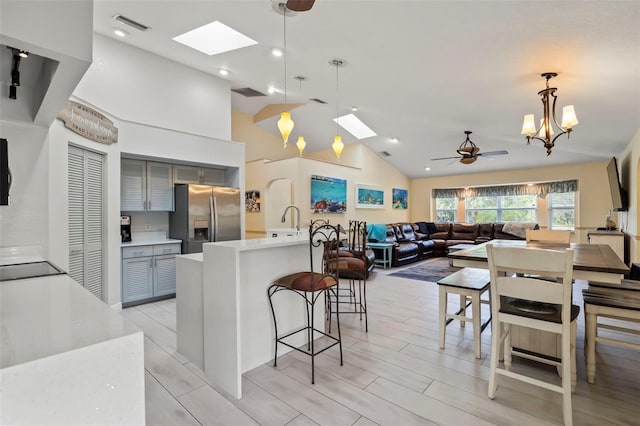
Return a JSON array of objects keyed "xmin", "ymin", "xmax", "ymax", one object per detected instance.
[{"xmin": 73, "ymin": 35, "xmax": 231, "ymax": 140}]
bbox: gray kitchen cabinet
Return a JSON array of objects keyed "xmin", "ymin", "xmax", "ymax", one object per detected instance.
[
  {"xmin": 121, "ymin": 159, "xmax": 174, "ymax": 211},
  {"xmin": 173, "ymin": 164, "xmax": 225, "ymax": 186},
  {"xmin": 122, "ymin": 243, "xmax": 181, "ymax": 305}
]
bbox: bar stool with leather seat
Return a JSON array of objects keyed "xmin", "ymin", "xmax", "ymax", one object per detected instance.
[
  {"xmin": 487, "ymin": 244, "xmax": 579, "ymax": 426},
  {"xmin": 267, "ymin": 219, "xmax": 343, "ymax": 384},
  {"xmin": 328, "ymin": 220, "xmax": 369, "ymax": 332}
]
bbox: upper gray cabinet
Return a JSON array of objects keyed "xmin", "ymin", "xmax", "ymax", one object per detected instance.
[
  {"xmin": 173, "ymin": 164, "xmax": 225, "ymax": 186},
  {"xmin": 121, "ymin": 159, "xmax": 174, "ymax": 211}
]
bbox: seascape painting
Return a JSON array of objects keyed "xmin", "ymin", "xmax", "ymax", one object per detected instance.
[
  {"xmin": 310, "ymin": 175, "xmax": 347, "ymax": 213},
  {"xmin": 392, "ymin": 188, "xmax": 408, "ymax": 209},
  {"xmin": 355, "ymin": 184, "xmax": 384, "ymax": 209}
]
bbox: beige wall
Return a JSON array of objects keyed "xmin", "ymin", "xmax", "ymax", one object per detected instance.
[
  {"xmin": 618, "ymin": 129, "xmax": 640, "ymax": 263},
  {"xmin": 244, "ymin": 145, "xmax": 411, "ymax": 237},
  {"xmin": 410, "ymin": 161, "xmax": 616, "ymax": 244}
]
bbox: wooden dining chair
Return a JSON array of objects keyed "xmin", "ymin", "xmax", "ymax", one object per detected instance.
[
  {"xmin": 526, "ymin": 229, "xmax": 571, "ymax": 244},
  {"xmin": 487, "ymin": 244, "xmax": 579, "ymax": 426}
]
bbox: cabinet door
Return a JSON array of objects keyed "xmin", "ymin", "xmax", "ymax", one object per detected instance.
[
  {"xmin": 122, "ymin": 257, "xmax": 154, "ymax": 303},
  {"xmin": 201, "ymin": 168, "xmax": 225, "ymax": 186},
  {"xmin": 173, "ymin": 165, "xmax": 201, "ymax": 184},
  {"xmin": 121, "ymin": 159, "xmax": 147, "ymax": 211},
  {"xmin": 147, "ymin": 162, "xmax": 174, "ymax": 211},
  {"xmin": 153, "ymin": 254, "xmax": 176, "ymax": 297}
]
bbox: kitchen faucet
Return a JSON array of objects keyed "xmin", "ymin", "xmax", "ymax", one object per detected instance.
[{"xmin": 281, "ymin": 205, "xmax": 300, "ymax": 231}]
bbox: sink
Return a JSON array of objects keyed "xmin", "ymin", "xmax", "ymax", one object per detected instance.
[{"xmin": 267, "ymin": 228, "xmax": 305, "ymax": 238}]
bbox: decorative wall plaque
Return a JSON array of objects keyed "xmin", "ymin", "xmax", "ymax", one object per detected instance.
[{"xmin": 57, "ymin": 101, "xmax": 118, "ymax": 144}]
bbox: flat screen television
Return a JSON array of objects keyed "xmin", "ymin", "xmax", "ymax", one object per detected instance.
[
  {"xmin": 0, "ymin": 138, "xmax": 9, "ymax": 206},
  {"xmin": 606, "ymin": 157, "xmax": 627, "ymax": 211}
]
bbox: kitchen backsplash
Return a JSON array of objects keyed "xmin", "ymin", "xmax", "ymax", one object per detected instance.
[{"xmin": 122, "ymin": 211, "xmax": 169, "ymax": 234}]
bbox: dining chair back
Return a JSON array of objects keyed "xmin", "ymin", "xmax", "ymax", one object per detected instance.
[
  {"xmin": 525, "ymin": 229, "xmax": 571, "ymax": 244},
  {"xmin": 487, "ymin": 244, "xmax": 577, "ymax": 426}
]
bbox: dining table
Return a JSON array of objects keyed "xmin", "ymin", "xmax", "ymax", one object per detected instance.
[{"xmin": 448, "ymin": 239, "xmax": 630, "ymax": 360}]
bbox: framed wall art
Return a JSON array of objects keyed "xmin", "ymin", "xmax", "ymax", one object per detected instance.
[
  {"xmin": 392, "ymin": 188, "xmax": 408, "ymax": 209},
  {"xmin": 245, "ymin": 190, "xmax": 261, "ymax": 212},
  {"xmin": 355, "ymin": 184, "xmax": 384, "ymax": 209},
  {"xmin": 310, "ymin": 175, "xmax": 347, "ymax": 213}
]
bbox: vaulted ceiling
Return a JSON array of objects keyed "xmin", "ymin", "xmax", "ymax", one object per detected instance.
[{"xmin": 93, "ymin": 1, "xmax": 639, "ymax": 178}]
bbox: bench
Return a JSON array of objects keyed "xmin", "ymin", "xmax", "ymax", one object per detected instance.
[{"xmin": 437, "ymin": 267, "xmax": 491, "ymax": 359}]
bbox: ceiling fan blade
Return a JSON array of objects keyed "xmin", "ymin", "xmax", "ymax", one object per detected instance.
[
  {"xmin": 477, "ymin": 150, "xmax": 509, "ymax": 157},
  {"xmin": 431, "ymin": 156, "xmax": 461, "ymax": 161},
  {"xmin": 286, "ymin": 0, "xmax": 315, "ymax": 11}
]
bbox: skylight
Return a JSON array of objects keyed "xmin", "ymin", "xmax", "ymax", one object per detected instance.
[
  {"xmin": 173, "ymin": 21, "xmax": 258, "ymax": 56},
  {"xmin": 333, "ymin": 113, "xmax": 377, "ymax": 139}
]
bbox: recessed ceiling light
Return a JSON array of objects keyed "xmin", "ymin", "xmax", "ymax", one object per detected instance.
[
  {"xmin": 173, "ymin": 21, "xmax": 258, "ymax": 56},
  {"xmin": 425, "ymin": 167, "xmax": 431, "ymax": 171},
  {"xmin": 268, "ymin": 86, "xmax": 277, "ymax": 94},
  {"xmin": 218, "ymin": 69, "xmax": 229, "ymax": 76},
  {"xmin": 350, "ymin": 106, "xmax": 358, "ymax": 112},
  {"xmin": 390, "ymin": 137, "xmax": 399, "ymax": 143},
  {"xmin": 271, "ymin": 48, "xmax": 283, "ymax": 57},
  {"xmin": 113, "ymin": 28, "xmax": 128, "ymax": 37},
  {"xmin": 333, "ymin": 113, "xmax": 377, "ymax": 140}
]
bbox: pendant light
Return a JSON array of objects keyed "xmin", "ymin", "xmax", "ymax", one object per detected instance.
[
  {"xmin": 331, "ymin": 59, "xmax": 344, "ymax": 159},
  {"xmin": 294, "ymin": 75, "xmax": 307, "ymax": 155},
  {"xmin": 277, "ymin": 3, "xmax": 294, "ymax": 147}
]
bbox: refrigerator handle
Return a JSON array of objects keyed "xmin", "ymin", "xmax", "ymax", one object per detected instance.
[
  {"xmin": 209, "ymin": 196, "xmax": 215, "ymax": 242},
  {"xmin": 212, "ymin": 195, "xmax": 219, "ymax": 242}
]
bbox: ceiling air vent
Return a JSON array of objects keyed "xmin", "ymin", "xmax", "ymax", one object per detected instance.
[
  {"xmin": 231, "ymin": 87, "xmax": 266, "ymax": 97},
  {"xmin": 113, "ymin": 14, "xmax": 150, "ymax": 31},
  {"xmin": 310, "ymin": 98, "xmax": 327, "ymax": 104},
  {"xmin": 380, "ymin": 151, "xmax": 391, "ymax": 157}
]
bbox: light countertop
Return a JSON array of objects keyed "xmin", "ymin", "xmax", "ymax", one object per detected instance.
[
  {"xmin": 1, "ymin": 274, "xmax": 141, "ymax": 369},
  {"xmin": 121, "ymin": 238, "xmax": 182, "ymax": 248},
  {"xmin": 204, "ymin": 234, "xmax": 309, "ymax": 252}
]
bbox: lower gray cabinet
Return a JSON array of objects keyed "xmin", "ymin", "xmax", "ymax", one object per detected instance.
[{"xmin": 122, "ymin": 243, "xmax": 181, "ymax": 305}]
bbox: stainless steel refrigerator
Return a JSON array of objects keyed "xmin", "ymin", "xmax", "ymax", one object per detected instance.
[{"xmin": 169, "ymin": 184, "xmax": 241, "ymax": 253}]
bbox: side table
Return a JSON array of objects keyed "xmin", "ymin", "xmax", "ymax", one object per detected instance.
[{"xmin": 367, "ymin": 242, "xmax": 394, "ymax": 269}]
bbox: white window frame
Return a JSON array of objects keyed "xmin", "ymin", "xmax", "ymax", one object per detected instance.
[
  {"xmin": 435, "ymin": 197, "xmax": 457, "ymax": 223},
  {"xmin": 465, "ymin": 195, "xmax": 537, "ymax": 223},
  {"xmin": 548, "ymin": 192, "xmax": 576, "ymax": 231}
]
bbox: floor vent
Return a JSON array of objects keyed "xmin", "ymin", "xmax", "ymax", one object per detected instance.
[
  {"xmin": 232, "ymin": 87, "xmax": 267, "ymax": 97},
  {"xmin": 310, "ymin": 98, "xmax": 327, "ymax": 104},
  {"xmin": 380, "ymin": 151, "xmax": 391, "ymax": 157},
  {"xmin": 113, "ymin": 14, "xmax": 150, "ymax": 31}
]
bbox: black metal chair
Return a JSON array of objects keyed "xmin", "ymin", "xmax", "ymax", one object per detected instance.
[
  {"xmin": 267, "ymin": 219, "xmax": 343, "ymax": 384},
  {"xmin": 328, "ymin": 220, "xmax": 369, "ymax": 332}
]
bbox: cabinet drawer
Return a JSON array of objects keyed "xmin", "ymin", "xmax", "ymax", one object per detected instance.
[
  {"xmin": 122, "ymin": 246, "xmax": 154, "ymax": 258},
  {"xmin": 153, "ymin": 243, "xmax": 181, "ymax": 256}
]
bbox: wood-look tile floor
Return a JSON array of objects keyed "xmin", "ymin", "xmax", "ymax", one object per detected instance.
[{"xmin": 122, "ymin": 261, "xmax": 640, "ymax": 425}]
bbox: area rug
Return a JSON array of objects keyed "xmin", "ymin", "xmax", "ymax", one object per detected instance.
[{"xmin": 388, "ymin": 257, "xmax": 461, "ymax": 283}]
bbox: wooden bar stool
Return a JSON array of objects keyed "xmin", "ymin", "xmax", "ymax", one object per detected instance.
[{"xmin": 438, "ymin": 268, "xmax": 491, "ymax": 359}]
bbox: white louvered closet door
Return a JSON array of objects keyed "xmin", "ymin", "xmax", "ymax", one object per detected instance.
[{"xmin": 68, "ymin": 146, "xmax": 105, "ymax": 301}]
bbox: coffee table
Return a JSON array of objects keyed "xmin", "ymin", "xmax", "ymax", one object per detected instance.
[{"xmin": 447, "ymin": 243, "xmax": 476, "ymax": 266}]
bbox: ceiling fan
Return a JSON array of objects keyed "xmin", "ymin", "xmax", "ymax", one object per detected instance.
[
  {"xmin": 431, "ymin": 131, "xmax": 508, "ymax": 165},
  {"xmin": 285, "ymin": 0, "xmax": 315, "ymax": 12}
]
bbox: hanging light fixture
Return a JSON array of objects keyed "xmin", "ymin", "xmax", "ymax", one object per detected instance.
[
  {"xmin": 521, "ymin": 72, "xmax": 578, "ymax": 156},
  {"xmin": 294, "ymin": 75, "xmax": 307, "ymax": 155},
  {"xmin": 331, "ymin": 59, "xmax": 344, "ymax": 159},
  {"xmin": 277, "ymin": 3, "xmax": 294, "ymax": 147}
]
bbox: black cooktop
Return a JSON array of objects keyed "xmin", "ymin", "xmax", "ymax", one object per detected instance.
[{"xmin": 0, "ymin": 261, "xmax": 67, "ymax": 282}]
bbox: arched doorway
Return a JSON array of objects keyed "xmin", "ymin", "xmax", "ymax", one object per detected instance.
[{"xmin": 265, "ymin": 178, "xmax": 294, "ymax": 231}]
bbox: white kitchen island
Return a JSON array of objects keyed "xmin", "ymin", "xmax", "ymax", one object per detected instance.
[
  {"xmin": 0, "ymin": 274, "xmax": 145, "ymax": 425},
  {"xmin": 177, "ymin": 234, "xmax": 322, "ymax": 398}
]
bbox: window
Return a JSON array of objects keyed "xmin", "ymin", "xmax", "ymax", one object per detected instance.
[
  {"xmin": 466, "ymin": 195, "xmax": 537, "ymax": 223},
  {"xmin": 548, "ymin": 192, "xmax": 575, "ymax": 230},
  {"xmin": 435, "ymin": 197, "xmax": 456, "ymax": 223}
]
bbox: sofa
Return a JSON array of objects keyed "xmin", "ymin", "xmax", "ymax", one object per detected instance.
[{"xmin": 368, "ymin": 222, "xmax": 536, "ymax": 267}]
